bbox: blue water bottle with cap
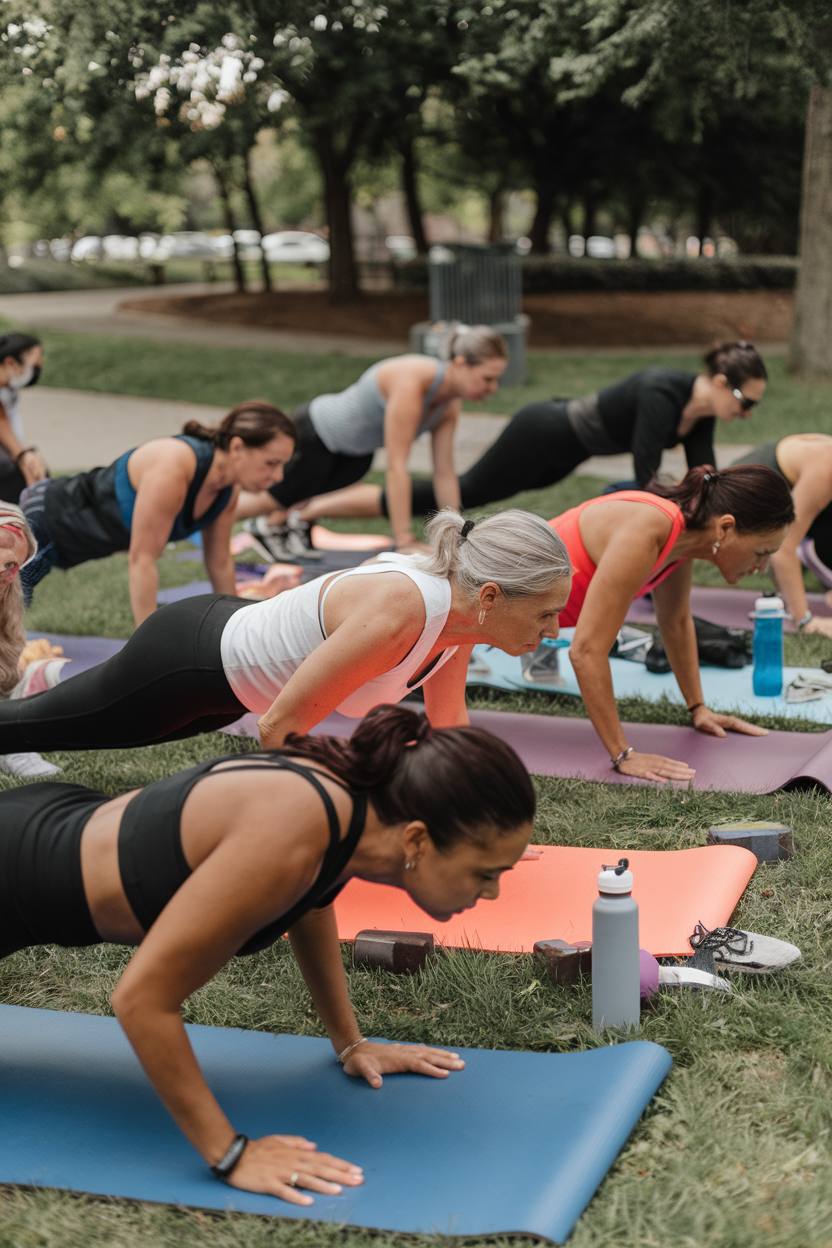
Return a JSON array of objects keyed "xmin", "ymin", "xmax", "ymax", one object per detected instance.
[
  {"xmin": 592, "ymin": 858, "xmax": 640, "ymax": 1032},
  {"xmin": 752, "ymin": 596, "xmax": 784, "ymax": 697}
]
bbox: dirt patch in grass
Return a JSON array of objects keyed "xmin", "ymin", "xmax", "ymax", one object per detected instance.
[{"xmin": 119, "ymin": 287, "xmax": 794, "ymax": 347}]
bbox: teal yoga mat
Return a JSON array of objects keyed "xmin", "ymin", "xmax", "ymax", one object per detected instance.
[
  {"xmin": 469, "ymin": 631, "xmax": 832, "ymax": 724},
  {"xmin": 0, "ymin": 1004, "xmax": 671, "ymax": 1243}
]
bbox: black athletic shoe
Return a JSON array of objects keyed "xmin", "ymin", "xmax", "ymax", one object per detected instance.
[{"xmin": 242, "ymin": 515, "xmax": 322, "ymax": 562}]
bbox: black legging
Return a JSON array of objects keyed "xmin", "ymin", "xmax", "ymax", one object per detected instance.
[
  {"xmin": 269, "ymin": 403, "xmax": 374, "ymax": 509},
  {"xmin": 381, "ymin": 399, "xmax": 590, "ymax": 517},
  {"xmin": 0, "ymin": 594, "xmax": 249, "ymax": 754}
]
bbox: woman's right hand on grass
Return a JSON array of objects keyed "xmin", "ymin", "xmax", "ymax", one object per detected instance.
[
  {"xmin": 226, "ymin": 1134, "xmax": 364, "ymax": 1206},
  {"xmin": 615, "ymin": 751, "xmax": 696, "ymax": 784}
]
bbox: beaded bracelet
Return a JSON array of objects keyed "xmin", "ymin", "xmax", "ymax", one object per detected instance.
[{"xmin": 611, "ymin": 746, "xmax": 633, "ymax": 771}]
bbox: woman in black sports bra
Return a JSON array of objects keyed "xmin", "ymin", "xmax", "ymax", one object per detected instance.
[{"xmin": 0, "ymin": 704, "xmax": 534, "ymax": 1205}]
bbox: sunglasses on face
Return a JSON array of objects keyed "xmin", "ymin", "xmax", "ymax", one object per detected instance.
[{"xmin": 731, "ymin": 387, "xmax": 760, "ymax": 411}]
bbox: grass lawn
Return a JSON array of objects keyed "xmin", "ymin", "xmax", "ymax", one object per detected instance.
[{"xmin": 5, "ymin": 336, "xmax": 832, "ymax": 1245}]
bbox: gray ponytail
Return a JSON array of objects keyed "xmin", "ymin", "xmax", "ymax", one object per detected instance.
[
  {"xmin": 412, "ymin": 508, "xmax": 571, "ymax": 599},
  {"xmin": 442, "ymin": 323, "xmax": 509, "ymax": 366}
]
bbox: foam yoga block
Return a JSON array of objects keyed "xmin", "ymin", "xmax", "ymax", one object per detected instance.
[
  {"xmin": 468, "ymin": 633, "xmax": 832, "ymax": 724},
  {"xmin": 334, "ymin": 842, "xmax": 756, "ymax": 957},
  {"xmin": 0, "ymin": 1004, "xmax": 671, "ymax": 1243}
]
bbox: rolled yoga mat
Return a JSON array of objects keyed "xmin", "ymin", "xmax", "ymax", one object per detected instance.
[
  {"xmin": 334, "ymin": 842, "xmax": 756, "ymax": 956},
  {"xmin": 627, "ymin": 585, "xmax": 832, "ymax": 631},
  {"xmin": 0, "ymin": 1003, "xmax": 671, "ymax": 1243},
  {"xmin": 468, "ymin": 632, "xmax": 832, "ymax": 724}
]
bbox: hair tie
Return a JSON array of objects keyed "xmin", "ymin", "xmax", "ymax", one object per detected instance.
[
  {"xmin": 702, "ymin": 472, "xmax": 714, "ymax": 482},
  {"xmin": 459, "ymin": 520, "xmax": 475, "ymax": 542}
]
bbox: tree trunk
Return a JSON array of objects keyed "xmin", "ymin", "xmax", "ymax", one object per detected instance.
[
  {"xmin": 626, "ymin": 196, "xmax": 644, "ymax": 259},
  {"xmin": 582, "ymin": 191, "xmax": 597, "ymax": 245},
  {"xmin": 401, "ymin": 137, "xmax": 428, "ymax": 254},
  {"xmin": 695, "ymin": 183, "xmax": 712, "ymax": 254},
  {"xmin": 212, "ymin": 161, "xmax": 246, "ymax": 294},
  {"xmin": 790, "ymin": 86, "xmax": 832, "ymax": 377},
  {"xmin": 530, "ymin": 173, "xmax": 557, "ymax": 254},
  {"xmin": 488, "ymin": 188, "xmax": 505, "ymax": 242},
  {"xmin": 316, "ymin": 127, "xmax": 359, "ymax": 303},
  {"xmin": 243, "ymin": 147, "xmax": 272, "ymax": 293}
]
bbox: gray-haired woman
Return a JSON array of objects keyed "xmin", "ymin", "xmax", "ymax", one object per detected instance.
[
  {"xmin": 236, "ymin": 326, "xmax": 509, "ymax": 560},
  {"xmin": 0, "ymin": 509, "xmax": 571, "ymax": 753}
]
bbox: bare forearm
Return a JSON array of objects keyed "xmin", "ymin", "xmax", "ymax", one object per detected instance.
[
  {"xmin": 433, "ymin": 471, "xmax": 461, "ymax": 513},
  {"xmin": 769, "ymin": 548, "xmax": 809, "ymax": 624},
  {"xmin": 570, "ymin": 649, "xmax": 629, "ymax": 757},
  {"xmin": 658, "ymin": 617, "xmax": 704, "ymax": 707},
  {"xmin": 114, "ymin": 1001, "xmax": 236, "ymax": 1164},
  {"xmin": 385, "ymin": 467, "xmax": 413, "ymax": 546},
  {"xmin": 288, "ymin": 907, "xmax": 361, "ymax": 1053},
  {"xmin": 206, "ymin": 552, "xmax": 237, "ymax": 596},
  {"xmin": 128, "ymin": 557, "xmax": 159, "ymax": 626}
]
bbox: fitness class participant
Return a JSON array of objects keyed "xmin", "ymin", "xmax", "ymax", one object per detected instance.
[
  {"xmin": 0, "ymin": 704, "xmax": 535, "ymax": 1202},
  {"xmin": 549, "ymin": 464, "xmax": 794, "ymax": 784},
  {"xmin": 19, "ymin": 401, "xmax": 296, "ymax": 627},
  {"xmin": 0, "ymin": 332, "xmax": 48, "ymax": 502},
  {"xmin": 317, "ymin": 341, "xmax": 767, "ymax": 521},
  {"xmin": 0, "ymin": 509, "xmax": 571, "ymax": 754},
  {"xmin": 237, "ymin": 325, "xmax": 508, "ymax": 560},
  {"xmin": 731, "ymin": 436, "xmax": 832, "ymax": 639}
]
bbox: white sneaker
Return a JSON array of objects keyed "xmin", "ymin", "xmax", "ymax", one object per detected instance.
[
  {"xmin": 0, "ymin": 752, "xmax": 61, "ymax": 777},
  {"xmin": 689, "ymin": 922, "xmax": 801, "ymax": 974}
]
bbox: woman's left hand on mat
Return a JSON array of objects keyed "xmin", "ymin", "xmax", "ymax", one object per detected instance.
[
  {"xmin": 343, "ymin": 1040, "xmax": 466, "ymax": 1087},
  {"xmin": 691, "ymin": 706, "xmax": 768, "ymax": 737}
]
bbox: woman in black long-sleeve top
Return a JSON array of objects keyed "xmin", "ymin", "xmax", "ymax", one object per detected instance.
[{"xmin": 304, "ymin": 342, "xmax": 767, "ymax": 521}]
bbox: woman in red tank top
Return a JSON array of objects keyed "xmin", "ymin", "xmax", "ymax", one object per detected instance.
[{"xmin": 548, "ymin": 466, "xmax": 794, "ymax": 784}]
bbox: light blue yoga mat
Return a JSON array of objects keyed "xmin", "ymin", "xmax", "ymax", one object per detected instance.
[
  {"xmin": 0, "ymin": 1004, "xmax": 671, "ymax": 1242},
  {"xmin": 468, "ymin": 630, "xmax": 832, "ymax": 723}
]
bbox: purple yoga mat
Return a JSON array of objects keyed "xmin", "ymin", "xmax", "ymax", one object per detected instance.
[
  {"xmin": 25, "ymin": 632, "xmax": 125, "ymax": 675},
  {"xmin": 223, "ymin": 707, "xmax": 832, "ymax": 794},
  {"xmin": 627, "ymin": 586, "xmax": 832, "ymax": 631}
]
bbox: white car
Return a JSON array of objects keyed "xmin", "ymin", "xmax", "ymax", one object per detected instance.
[
  {"xmin": 261, "ymin": 231, "xmax": 330, "ymax": 263},
  {"xmin": 49, "ymin": 238, "xmax": 72, "ymax": 262},
  {"xmin": 103, "ymin": 235, "xmax": 140, "ymax": 261},
  {"xmin": 586, "ymin": 235, "xmax": 616, "ymax": 259},
  {"xmin": 385, "ymin": 235, "xmax": 417, "ymax": 260},
  {"xmin": 71, "ymin": 236, "xmax": 104, "ymax": 262}
]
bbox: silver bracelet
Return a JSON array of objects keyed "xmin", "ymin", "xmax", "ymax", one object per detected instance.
[
  {"xmin": 337, "ymin": 1036, "xmax": 368, "ymax": 1064},
  {"xmin": 795, "ymin": 611, "xmax": 814, "ymax": 630},
  {"xmin": 611, "ymin": 746, "xmax": 633, "ymax": 771}
]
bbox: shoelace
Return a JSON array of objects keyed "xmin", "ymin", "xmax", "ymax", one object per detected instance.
[{"xmin": 689, "ymin": 921, "xmax": 753, "ymax": 956}]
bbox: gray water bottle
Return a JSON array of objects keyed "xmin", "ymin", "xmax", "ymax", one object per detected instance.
[{"xmin": 592, "ymin": 858, "xmax": 640, "ymax": 1033}]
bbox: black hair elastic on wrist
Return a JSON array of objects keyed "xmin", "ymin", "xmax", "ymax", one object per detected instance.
[{"xmin": 459, "ymin": 520, "xmax": 475, "ymax": 542}]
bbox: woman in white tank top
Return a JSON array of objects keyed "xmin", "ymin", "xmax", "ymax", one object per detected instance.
[{"xmin": 0, "ymin": 510, "xmax": 572, "ymax": 755}]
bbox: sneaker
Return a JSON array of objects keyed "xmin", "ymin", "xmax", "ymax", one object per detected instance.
[
  {"xmin": 689, "ymin": 921, "xmax": 801, "ymax": 974},
  {"xmin": 520, "ymin": 641, "xmax": 566, "ymax": 687},
  {"xmin": 242, "ymin": 514, "xmax": 322, "ymax": 563},
  {"xmin": 0, "ymin": 752, "xmax": 61, "ymax": 777},
  {"xmin": 9, "ymin": 657, "xmax": 69, "ymax": 699}
]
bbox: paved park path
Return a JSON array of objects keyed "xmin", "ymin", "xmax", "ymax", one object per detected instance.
[{"xmin": 0, "ymin": 284, "xmax": 753, "ymax": 476}]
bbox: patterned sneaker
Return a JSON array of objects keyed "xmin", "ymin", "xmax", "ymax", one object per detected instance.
[
  {"xmin": 242, "ymin": 515, "xmax": 322, "ymax": 563},
  {"xmin": 689, "ymin": 921, "xmax": 801, "ymax": 974},
  {"xmin": 0, "ymin": 752, "xmax": 61, "ymax": 777},
  {"xmin": 521, "ymin": 641, "xmax": 566, "ymax": 687}
]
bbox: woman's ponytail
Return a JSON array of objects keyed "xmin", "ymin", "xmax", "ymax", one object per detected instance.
[
  {"xmin": 283, "ymin": 704, "xmax": 534, "ymax": 849},
  {"xmin": 647, "ymin": 463, "xmax": 794, "ymax": 533},
  {"xmin": 182, "ymin": 400, "xmax": 296, "ymax": 450}
]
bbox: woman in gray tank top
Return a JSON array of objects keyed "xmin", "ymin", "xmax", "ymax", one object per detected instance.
[{"xmin": 237, "ymin": 326, "xmax": 508, "ymax": 561}]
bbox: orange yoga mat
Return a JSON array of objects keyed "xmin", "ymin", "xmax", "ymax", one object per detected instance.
[{"xmin": 334, "ymin": 843, "xmax": 757, "ymax": 957}]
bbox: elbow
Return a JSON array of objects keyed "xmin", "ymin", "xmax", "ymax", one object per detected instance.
[{"xmin": 568, "ymin": 640, "xmax": 603, "ymax": 674}]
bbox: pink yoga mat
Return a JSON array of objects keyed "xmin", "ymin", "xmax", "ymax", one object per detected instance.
[
  {"xmin": 627, "ymin": 586, "xmax": 832, "ymax": 631},
  {"xmin": 223, "ymin": 707, "xmax": 832, "ymax": 794}
]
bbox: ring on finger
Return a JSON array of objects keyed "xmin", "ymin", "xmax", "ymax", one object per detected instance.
[{"xmin": 289, "ymin": 1172, "xmax": 299, "ymax": 1187}]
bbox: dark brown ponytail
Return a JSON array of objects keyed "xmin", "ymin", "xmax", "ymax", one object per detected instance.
[
  {"xmin": 647, "ymin": 464, "xmax": 794, "ymax": 533},
  {"xmin": 283, "ymin": 704, "xmax": 535, "ymax": 850},
  {"xmin": 182, "ymin": 399, "xmax": 296, "ymax": 450}
]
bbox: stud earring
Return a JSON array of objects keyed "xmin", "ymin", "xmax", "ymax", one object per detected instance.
[
  {"xmin": 478, "ymin": 608, "xmax": 486, "ymax": 625},
  {"xmin": 404, "ymin": 861, "xmax": 413, "ymax": 871},
  {"xmin": 712, "ymin": 541, "xmax": 721, "ymax": 555}
]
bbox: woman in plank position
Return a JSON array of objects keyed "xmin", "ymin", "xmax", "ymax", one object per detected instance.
[
  {"xmin": 548, "ymin": 464, "xmax": 794, "ymax": 783},
  {"xmin": 298, "ymin": 341, "xmax": 767, "ymax": 521},
  {"xmin": 18, "ymin": 400, "xmax": 297, "ymax": 627},
  {"xmin": 0, "ymin": 705, "xmax": 535, "ymax": 1202},
  {"xmin": 0, "ymin": 509, "xmax": 571, "ymax": 754},
  {"xmin": 731, "ymin": 435, "xmax": 832, "ymax": 639},
  {"xmin": 237, "ymin": 325, "xmax": 508, "ymax": 560}
]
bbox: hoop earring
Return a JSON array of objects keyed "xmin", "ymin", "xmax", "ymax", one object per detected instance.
[
  {"xmin": 712, "ymin": 541, "xmax": 721, "ymax": 555},
  {"xmin": 478, "ymin": 608, "xmax": 486, "ymax": 625}
]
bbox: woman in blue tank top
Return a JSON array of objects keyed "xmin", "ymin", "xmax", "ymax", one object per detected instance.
[
  {"xmin": 19, "ymin": 401, "xmax": 296, "ymax": 627},
  {"xmin": 237, "ymin": 326, "xmax": 508, "ymax": 561}
]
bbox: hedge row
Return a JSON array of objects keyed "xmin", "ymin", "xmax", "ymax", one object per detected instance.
[
  {"xmin": 392, "ymin": 254, "xmax": 799, "ymax": 294},
  {"xmin": 0, "ymin": 259, "xmax": 147, "ymax": 296}
]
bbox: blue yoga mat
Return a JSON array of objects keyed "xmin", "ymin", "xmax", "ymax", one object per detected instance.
[
  {"xmin": 469, "ymin": 631, "xmax": 832, "ymax": 724},
  {"xmin": 0, "ymin": 1004, "xmax": 671, "ymax": 1242}
]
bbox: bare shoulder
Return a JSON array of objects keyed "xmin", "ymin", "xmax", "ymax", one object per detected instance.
[
  {"xmin": 130, "ymin": 436, "xmax": 197, "ymax": 480},
  {"xmin": 375, "ymin": 354, "xmax": 436, "ymax": 397}
]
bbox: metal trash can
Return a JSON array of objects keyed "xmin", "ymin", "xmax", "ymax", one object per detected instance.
[{"xmin": 409, "ymin": 242, "xmax": 528, "ymax": 386}]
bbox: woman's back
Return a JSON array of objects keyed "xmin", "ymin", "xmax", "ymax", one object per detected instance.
[{"xmin": 308, "ymin": 355, "xmax": 449, "ymax": 456}]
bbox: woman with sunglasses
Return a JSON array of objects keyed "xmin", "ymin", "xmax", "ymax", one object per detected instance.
[
  {"xmin": 730, "ymin": 435, "xmax": 832, "ymax": 640},
  {"xmin": 314, "ymin": 342, "xmax": 767, "ymax": 521}
]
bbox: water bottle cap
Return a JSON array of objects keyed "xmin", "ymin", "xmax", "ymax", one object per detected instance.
[
  {"xmin": 597, "ymin": 857, "xmax": 634, "ymax": 894},
  {"xmin": 755, "ymin": 596, "xmax": 784, "ymax": 613}
]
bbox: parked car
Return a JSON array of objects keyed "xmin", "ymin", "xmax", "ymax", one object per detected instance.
[
  {"xmin": 71, "ymin": 236, "xmax": 104, "ymax": 262},
  {"xmin": 261, "ymin": 231, "xmax": 330, "ymax": 263},
  {"xmin": 586, "ymin": 235, "xmax": 616, "ymax": 259},
  {"xmin": 232, "ymin": 229, "xmax": 264, "ymax": 261},
  {"xmin": 49, "ymin": 238, "xmax": 72, "ymax": 262},
  {"xmin": 103, "ymin": 235, "xmax": 140, "ymax": 262},
  {"xmin": 385, "ymin": 235, "xmax": 417, "ymax": 260}
]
